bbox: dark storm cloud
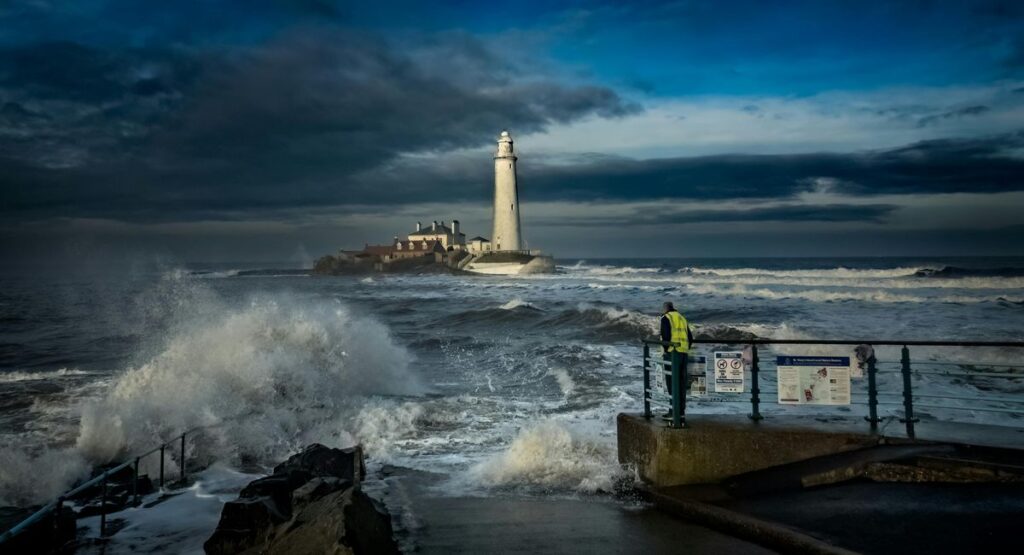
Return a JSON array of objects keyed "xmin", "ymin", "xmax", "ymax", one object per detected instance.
[
  {"xmin": 515, "ymin": 133, "xmax": 1024, "ymax": 202},
  {"xmin": 916, "ymin": 105, "xmax": 990, "ymax": 127},
  {"xmin": 537, "ymin": 204, "xmax": 898, "ymax": 227},
  {"xmin": 0, "ymin": 30, "xmax": 638, "ymax": 220}
]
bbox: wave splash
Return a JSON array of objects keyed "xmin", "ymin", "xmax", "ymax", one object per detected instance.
[
  {"xmin": 0, "ymin": 292, "xmax": 421, "ymax": 506},
  {"xmin": 76, "ymin": 296, "xmax": 421, "ymax": 463},
  {"xmin": 471, "ymin": 420, "xmax": 624, "ymax": 493}
]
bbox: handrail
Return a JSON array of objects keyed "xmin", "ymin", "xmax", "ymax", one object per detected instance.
[
  {"xmin": 644, "ymin": 337, "xmax": 1024, "ymax": 347},
  {"xmin": 0, "ymin": 417, "xmax": 237, "ymax": 545},
  {"xmin": 639, "ymin": 336, "xmax": 1024, "ymax": 437}
]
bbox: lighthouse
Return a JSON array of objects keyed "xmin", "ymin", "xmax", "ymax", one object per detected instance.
[{"xmin": 492, "ymin": 130, "xmax": 522, "ymax": 251}]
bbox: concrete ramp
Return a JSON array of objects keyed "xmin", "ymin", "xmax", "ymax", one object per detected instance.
[{"xmin": 722, "ymin": 444, "xmax": 955, "ymax": 496}]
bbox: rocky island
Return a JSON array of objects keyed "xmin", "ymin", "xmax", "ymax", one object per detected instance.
[{"xmin": 315, "ymin": 131, "xmax": 555, "ymax": 277}]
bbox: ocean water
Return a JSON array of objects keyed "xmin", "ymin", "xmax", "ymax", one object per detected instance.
[{"xmin": 1, "ymin": 256, "xmax": 1023, "ymax": 545}]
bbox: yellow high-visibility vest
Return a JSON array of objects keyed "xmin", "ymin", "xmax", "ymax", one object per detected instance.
[{"xmin": 665, "ymin": 310, "xmax": 690, "ymax": 353}]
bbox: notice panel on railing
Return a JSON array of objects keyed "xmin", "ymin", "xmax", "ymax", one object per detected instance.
[
  {"xmin": 777, "ymin": 356, "xmax": 851, "ymax": 405},
  {"xmin": 688, "ymin": 355, "xmax": 707, "ymax": 396},
  {"xmin": 714, "ymin": 351, "xmax": 745, "ymax": 393}
]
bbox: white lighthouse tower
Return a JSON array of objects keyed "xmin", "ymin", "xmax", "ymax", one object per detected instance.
[{"xmin": 491, "ymin": 130, "xmax": 522, "ymax": 251}]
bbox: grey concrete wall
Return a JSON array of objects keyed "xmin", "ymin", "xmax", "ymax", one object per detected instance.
[{"xmin": 618, "ymin": 413, "xmax": 881, "ymax": 486}]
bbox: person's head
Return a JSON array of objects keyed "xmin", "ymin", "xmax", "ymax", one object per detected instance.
[{"xmin": 663, "ymin": 302, "xmax": 674, "ymax": 314}]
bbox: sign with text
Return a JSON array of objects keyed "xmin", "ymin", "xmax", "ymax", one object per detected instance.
[
  {"xmin": 776, "ymin": 356, "xmax": 851, "ymax": 405},
  {"xmin": 714, "ymin": 351, "xmax": 745, "ymax": 393},
  {"xmin": 688, "ymin": 355, "xmax": 708, "ymax": 397}
]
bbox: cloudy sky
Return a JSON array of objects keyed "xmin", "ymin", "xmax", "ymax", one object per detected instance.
[{"xmin": 2, "ymin": 0, "xmax": 1024, "ymax": 262}]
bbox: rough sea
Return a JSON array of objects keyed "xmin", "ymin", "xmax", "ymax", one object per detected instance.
[{"xmin": 2, "ymin": 256, "xmax": 1023, "ymax": 551}]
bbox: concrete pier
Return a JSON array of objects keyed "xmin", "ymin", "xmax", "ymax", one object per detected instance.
[
  {"xmin": 618, "ymin": 413, "xmax": 1024, "ymax": 487},
  {"xmin": 618, "ymin": 413, "xmax": 1024, "ymax": 553}
]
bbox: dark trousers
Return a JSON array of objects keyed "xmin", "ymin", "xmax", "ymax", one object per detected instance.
[{"xmin": 662, "ymin": 351, "xmax": 689, "ymax": 394}]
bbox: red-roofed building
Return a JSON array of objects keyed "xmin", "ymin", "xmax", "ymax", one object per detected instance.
[
  {"xmin": 346, "ymin": 240, "xmax": 446, "ymax": 264},
  {"xmin": 392, "ymin": 239, "xmax": 445, "ymax": 260}
]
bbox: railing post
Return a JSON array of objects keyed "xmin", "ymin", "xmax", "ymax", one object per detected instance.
[
  {"xmin": 132, "ymin": 457, "xmax": 140, "ymax": 506},
  {"xmin": 749, "ymin": 344, "xmax": 763, "ymax": 421},
  {"xmin": 54, "ymin": 496, "xmax": 64, "ymax": 535},
  {"xmin": 865, "ymin": 354, "xmax": 880, "ymax": 430},
  {"xmin": 670, "ymin": 350, "xmax": 684, "ymax": 428},
  {"xmin": 642, "ymin": 343, "xmax": 651, "ymax": 419},
  {"xmin": 100, "ymin": 472, "xmax": 108, "ymax": 537},
  {"xmin": 900, "ymin": 345, "xmax": 918, "ymax": 438},
  {"xmin": 159, "ymin": 445, "xmax": 165, "ymax": 490},
  {"xmin": 179, "ymin": 433, "xmax": 186, "ymax": 486}
]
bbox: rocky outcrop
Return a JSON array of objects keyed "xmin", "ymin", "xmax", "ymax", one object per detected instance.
[{"xmin": 204, "ymin": 444, "xmax": 398, "ymax": 555}]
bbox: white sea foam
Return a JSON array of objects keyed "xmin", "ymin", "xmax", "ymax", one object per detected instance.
[
  {"xmin": 500, "ymin": 298, "xmax": 536, "ymax": 310},
  {"xmin": 578, "ymin": 265, "xmax": 662, "ymax": 276},
  {"xmin": 571, "ymin": 268, "xmax": 1024, "ymax": 291},
  {"xmin": 352, "ymin": 401, "xmax": 425, "ymax": 461},
  {"xmin": 548, "ymin": 368, "xmax": 576, "ymax": 398},
  {"xmin": 75, "ymin": 464, "xmax": 259, "ymax": 554},
  {"xmin": 685, "ymin": 266, "xmax": 925, "ymax": 279},
  {"xmin": 576, "ymin": 303, "xmax": 657, "ymax": 331},
  {"xmin": 471, "ymin": 420, "xmax": 623, "ymax": 493},
  {"xmin": 0, "ymin": 446, "xmax": 90, "ymax": 506},
  {"xmin": 682, "ymin": 283, "xmax": 1021, "ymax": 304},
  {"xmin": 0, "ymin": 368, "xmax": 89, "ymax": 383}
]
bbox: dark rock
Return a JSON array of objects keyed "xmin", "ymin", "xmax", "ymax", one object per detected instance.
[
  {"xmin": 272, "ymin": 444, "xmax": 365, "ymax": 485},
  {"xmin": 343, "ymin": 490, "xmax": 400, "ymax": 555},
  {"xmin": 204, "ymin": 444, "xmax": 397, "ymax": 555},
  {"xmin": 292, "ymin": 477, "xmax": 351, "ymax": 506},
  {"xmin": 203, "ymin": 497, "xmax": 283, "ymax": 554},
  {"xmin": 238, "ymin": 470, "xmax": 313, "ymax": 518}
]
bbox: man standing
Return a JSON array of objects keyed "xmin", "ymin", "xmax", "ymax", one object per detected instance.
[{"xmin": 661, "ymin": 302, "xmax": 693, "ymax": 417}]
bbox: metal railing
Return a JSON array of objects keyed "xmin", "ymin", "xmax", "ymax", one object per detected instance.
[
  {"xmin": 0, "ymin": 422, "xmax": 222, "ymax": 545},
  {"xmin": 642, "ymin": 338, "xmax": 1024, "ymax": 434}
]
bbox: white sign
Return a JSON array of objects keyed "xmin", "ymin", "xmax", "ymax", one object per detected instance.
[
  {"xmin": 688, "ymin": 355, "xmax": 707, "ymax": 397},
  {"xmin": 714, "ymin": 351, "xmax": 745, "ymax": 393},
  {"xmin": 654, "ymin": 358, "xmax": 666, "ymax": 393},
  {"xmin": 776, "ymin": 356, "xmax": 851, "ymax": 405}
]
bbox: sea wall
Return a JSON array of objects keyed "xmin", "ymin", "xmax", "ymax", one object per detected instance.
[{"xmin": 617, "ymin": 414, "xmax": 879, "ymax": 486}]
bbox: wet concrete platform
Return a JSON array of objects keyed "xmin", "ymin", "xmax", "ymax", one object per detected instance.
[
  {"xmin": 719, "ymin": 481, "xmax": 1024, "ymax": 554},
  {"xmin": 375, "ymin": 467, "xmax": 776, "ymax": 554},
  {"xmin": 412, "ymin": 496, "xmax": 776, "ymax": 555},
  {"xmin": 620, "ymin": 413, "xmax": 1024, "ymax": 553}
]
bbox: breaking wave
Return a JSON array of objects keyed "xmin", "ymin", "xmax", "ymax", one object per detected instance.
[
  {"xmin": 682, "ymin": 283, "xmax": 1023, "ymax": 304},
  {"xmin": 0, "ymin": 368, "xmax": 90, "ymax": 383},
  {"xmin": 683, "ymin": 266, "xmax": 924, "ymax": 279},
  {"xmin": 914, "ymin": 266, "xmax": 1024, "ymax": 278},
  {"xmin": 471, "ymin": 420, "xmax": 624, "ymax": 493},
  {"xmin": 0, "ymin": 292, "xmax": 421, "ymax": 506},
  {"xmin": 76, "ymin": 296, "xmax": 420, "ymax": 463},
  {"xmin": 565, "ymin": 264, "xmax": 1024, "ymax": 290}
]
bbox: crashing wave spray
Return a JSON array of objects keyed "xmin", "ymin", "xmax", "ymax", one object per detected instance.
[
  {"xmin": 76, "ymin": 295, "xmax": 422, "ymax": 463},
  {"xmin": 0, "ymin": 285, "xmax": 422, "ymax": 506}
]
